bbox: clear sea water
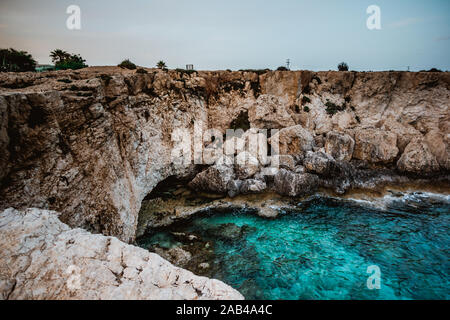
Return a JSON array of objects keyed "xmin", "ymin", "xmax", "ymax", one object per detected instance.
[{"xmin": 139, "ymin": 193, "xmax": 450, "ymax": 300}]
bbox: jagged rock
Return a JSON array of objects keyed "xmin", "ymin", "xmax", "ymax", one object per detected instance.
[
  {"xmin": 353, "ymin": 129, "xmax": 399, "ymax": 164},
  {"xmin": 381, "ymin": 119, "xmax": 422, "ymax": 153},
  {"xmin": 397, "ymin": 138, "xmax": 440, "ymax": 173},
  {"xmin": 269, "ymin": 125, "xmax": 314, "ymax": 156},
  {"xmin": 189, "ymin": 161, "xmax": 235, "ymax": 194},
  {"xmin": 325, "ymin": 131, "xmax": 355, "ymax": 161},
  {"xmin": 235, "ymin": 151, "xmax": 260, "ymax": 179},
  {"xmin": 248, "ymin": 94, "xmax": 296, "ymax": 129},
  {"xmin": 240, "ymin": 179, "xmax": 267, "ymax": 194},
  {"xmin": 271, "ymin": 155, "xmax": 296, "ymax": 171},
  {"xmin": 227, "ymin": 180, "xmax": 243, "ymax": 198},
  {"xmin": 304, "ymin": 151, "xmax": 337, "ymax": 175},
  {"xmin": 154, "ymin": 247, "xmax": 192, "ymax": 267},
  {"xmin": 0, "ymin": 208, "xmax": 243, "ymax": 300},
  {"xmin": 274, "ymin": 169, "xmax": 319, "ymax": 197},
  {"xmin": 425, "ymin": 131, "xmax": 450, "ymax": 170}
]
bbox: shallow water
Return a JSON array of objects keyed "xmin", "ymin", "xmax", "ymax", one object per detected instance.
[{"xmin": 138, "ymin": 193, "xmax": 450, "ymax": 300}]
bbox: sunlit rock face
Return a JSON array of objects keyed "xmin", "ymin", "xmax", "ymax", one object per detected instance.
[{"xmin": 0, "ymin": 68, "xmax": 449, "ymax": 243}]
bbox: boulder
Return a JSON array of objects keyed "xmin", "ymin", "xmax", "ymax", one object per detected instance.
[
  {"xmin": 304, "ymin": 151, "xmax": 337, "ymax": 175},
  {"xmin": 425, "ymin": 131, "xmax": 450, "ymax": 170},
  {"xmin": 353, "ymin": 129, "xmax": 399, "ymax": 164},
  {"xmin": 269, "ymin": 125, "xmax": 314, "ymax": 156},
  {"xmin": 325, "ymin": 131, "xmax": 355, "ymax": 161},
  {"xmin": 235, "ymin": 151, "xmax": 260, "ymax": 179},
  {"xmin": 274, "ymin": 169, "xmax": 319, "ymax": 197},
  {"xmin": 397, "ymin": 138, "xmax": 440, "ymax": 173},
  {"xmin": 270, "ymin": 155, "xmax": 296, "ymax": 171},
  {"xmin": 227, "ymin": 180, "xmax": 243, "ymax": 198},
  {"xmin": 0, "ymin": 208, "xmax": 243, "ymax": 300},
  {"xmin": 240, "ymin": 179, "xmax": 267, "ymax": 194},
  {"xmin": 189, "ymin": 160, "xmax": 235, "ymax": 194},
  {"xmin": 381, "ymin": 119, "xmax": 422, "ymax": 153}
]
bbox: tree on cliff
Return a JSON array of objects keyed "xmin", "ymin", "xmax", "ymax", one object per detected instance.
[
  {"xmin": 50, "ymin": 49, "xmax": 87, "ymax": 70},
  {"xmin": 338, "ymin": 62, "xmax": 349, "ymax": 71},
  {"xmin": 157, "ymin": 61, "xmax": 167, "ymax": 70},
  {"xmin": 0, "ymin": 48, "xmax": 37, "ymax": 72}
]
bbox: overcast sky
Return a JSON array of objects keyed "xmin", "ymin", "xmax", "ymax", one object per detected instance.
[{"xmin": 0, "ymin": 0, "xmax": 449, "ymax": 71}]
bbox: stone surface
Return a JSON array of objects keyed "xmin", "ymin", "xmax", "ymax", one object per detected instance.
[
  {"xmin": 304, "ymin": 151, "xmax": 337, "ymax": 175},
  {"xmin": 269, "ymin": 125, "xmax": 315, "ymax": 156},
  {"xmin": 325, "ymin": 131, "xmax": 355, "ymax": 162},
  {"xmin": 0, "ymin": 208, "xmax": 243, "ymax": 300},
  {"xmin": 353, "ymin": 129, "xmax": 399, "ymax": 164},
  {"xmin": 240, "ymin": 179, "xmax": 267, "ymax": 194},
  {"xmin": 397, "ymin": 138, "xmax": 440, "ymax": 173},
  {"xmin": 274, "ymin": 169, "xmax": 319, "ymax": 197},
  {"xmin": 0, "ymin": 68, "xmax": 448, "ymax": 244}
]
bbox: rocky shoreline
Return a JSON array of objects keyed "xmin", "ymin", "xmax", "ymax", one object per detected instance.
[{"xmin": 0, "ymin": 67, "xmax": 448, "ymax": 300}]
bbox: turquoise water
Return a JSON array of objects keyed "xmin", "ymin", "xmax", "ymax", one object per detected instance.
[{"xmin": 140, "ymin": 193, "xmax": 450, "ymax": 300}]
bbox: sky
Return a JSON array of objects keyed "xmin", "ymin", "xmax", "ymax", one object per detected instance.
[{"xmin": 0, "ymin": 0, "xmax": 449, "ymax": 71}]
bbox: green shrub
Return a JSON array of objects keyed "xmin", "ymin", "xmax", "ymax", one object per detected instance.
[
  {"xmin": 175, "ymin": 68, "xmax": 196, "ymax": 75},
  {"xmin": 0, "ymin": 48, "xmax": 36, "ymax": 72},
  {"xmin": 325, "ymin": 101, "xmax": 346, "ymax": 116},
  {"xmin": 302, "ymin": 96, "xmax": 311, "ymax": 104},
  {"xmin": 277, "ymin": 66, "xmax": 289, "ymax": 71},
  {"xmin": 303, "ymin": 106, "xmax": 310, "ymax": 113},
  {"xmin": 338, "ymin": 62, "xmax": 349, "ymax": 71},
  {"xmin": 50, "ymin": 49, "xmax": 87, "ymax": 70},
  {"xmin": 118, "ymin": 59, "xmax": 137, "ymax": 70}
]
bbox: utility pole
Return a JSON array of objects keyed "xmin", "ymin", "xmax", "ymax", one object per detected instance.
[{"xmin": 286, "ymin": 59, "xmax": 290, "ymax": 70}]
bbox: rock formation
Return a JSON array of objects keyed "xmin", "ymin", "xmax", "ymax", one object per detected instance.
[
  {"xmin": 0, "ymin": 208, "xmax": 243, "ymax": 300},
  {"xmin": 0, "ymin": 68, "xmax": 449, "ymax": 299}
]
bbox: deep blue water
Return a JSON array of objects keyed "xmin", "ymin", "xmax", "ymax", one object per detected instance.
[{"xmin": 140, "ymin": 193, "xmax": 450, "ymax": 300}]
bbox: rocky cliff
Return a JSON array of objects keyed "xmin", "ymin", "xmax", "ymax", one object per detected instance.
[
  {"xmin": 0, "ymin": 67, "xmax": 449, "ymax": 300},
  {"xmin": 0, "ymin": 67, "xmax": 449, "ymax": 243}
]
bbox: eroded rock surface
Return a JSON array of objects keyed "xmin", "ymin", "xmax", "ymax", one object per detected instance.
[{"xmin": 0, "ymin": 208, "xmax": 243, "ymax": 300}]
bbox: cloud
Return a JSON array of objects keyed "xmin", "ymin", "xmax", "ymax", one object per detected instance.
[
  {"xmin": 435, "ymin": 36, "xmax": 450, "ymax": 42},
  {"xmin": 388, "ymin": 18, "xmax": 422, "ymax": 28}
]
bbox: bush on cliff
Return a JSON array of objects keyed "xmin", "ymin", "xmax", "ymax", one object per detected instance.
[
  {"xmin": 118, "ymin": 59, "xmax": 137, "ymax": 70},
  {"xmin": 338, "ymin": 62, "xmax": 349, "ymax": 71},
  {"xmin": 0, "ymin": 48, "xmax": 37, "ymax": 72},
  {"xmin": 50, "ymin": 49, "xmax": 87, "ymax": 70},
  {"xmin": 277, "ymin": 66, "xmax": 289, "ymax": 71}
]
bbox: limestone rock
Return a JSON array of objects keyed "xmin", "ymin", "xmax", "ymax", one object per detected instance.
[
  {"xmin": 240, "ymin": 179, "xmax": 267, "ymax": 194},
  {"xmin": 248, "ymin": 94, "xmax": 295, "ymax": 129},
  {"xmin": 189, "ymin": 162, "xmax": 235, "ymax": 194},
  {"xmin": 425, "ymin": 131, "xmax": 450, "ymax": 170},
  {"xmin": 235, "ymin": 151, "xmax": 260, "ymax": 179},
  {"xmin": 325, "ymin": 131, "xmax": 355, "ymax": 162},
  {"xmin": 397, "ymin": 139, "xmax": 440, "ymax": 173},
  {"xmin": 274, "ymin": 169, "xmax": 319, "ymax": 197},
  {"xmin": 0, "ymin": 208, "xmax": 243, "ymax": 300},
  {"xmin": 353, "ymin": 129, "xmax": 399, "ymax": 164},
  {"xmin": 304, "ymin": 151, "xmax": 337, "ymax": 175},
  {"xmin": 270, "ymin": 155, "xmax": 296, "ymax": 171},
  {"xmin": 269, "ymin": 125, "xmax": 314, "ymax": 156}
]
